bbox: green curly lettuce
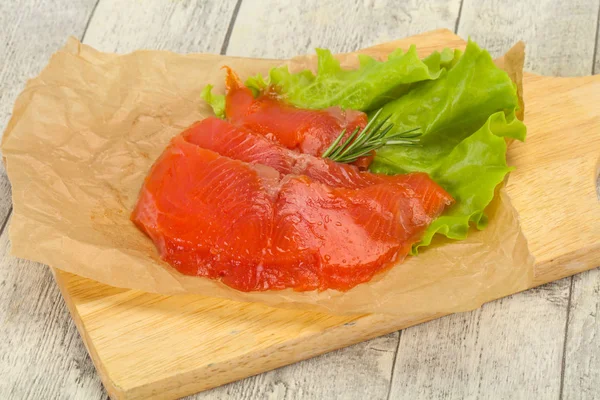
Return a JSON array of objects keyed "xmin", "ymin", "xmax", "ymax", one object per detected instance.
[
  {"xmin": 373, "ymin": 111, "xmax": 525, "ymax": 251},
  {"xmin": 201, "ymin": 84, "xmax": 226, "ymax": 119},
  {"xmin": 370, "ymin": 40, "xmax": 526, "ymax": 250},
  {"xmin": 245, "ymin": 45, "xmax": 461, "ymax": 111}
]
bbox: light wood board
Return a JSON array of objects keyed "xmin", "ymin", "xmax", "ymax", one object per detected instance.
[{"xmin": 44, "ymin": 29, "xmax": 600, "ymax": 400}]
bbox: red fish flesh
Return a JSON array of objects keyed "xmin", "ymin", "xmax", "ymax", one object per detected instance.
[
  {"xmin": 132, "ymin": 126, "xmax": 453, "ymax": 292},
  {"xmin": 182, "ymin": 117, "xmax": 453, "ymax": 214},
  {"xmin": 223, "ymin": 67, "xmax": 368, "ymax": 157}
]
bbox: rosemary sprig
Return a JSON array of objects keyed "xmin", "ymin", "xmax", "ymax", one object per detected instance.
[{"xmin": 321, "ymin": 109, "xmax": 421, "ymax": 164}]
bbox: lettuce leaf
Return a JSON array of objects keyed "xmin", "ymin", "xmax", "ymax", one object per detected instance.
[
  {"xmin": 370, "ymin": 40, "xmax": 526, "ymax": 250},
  {"xmin": 375, "ymin": 41, "xmax": 520, "ymax": 149},
  {"xmin": 201, "ymin": 84, "xmax": 226, "ymax": 118},
  {"xmin": 245, "ymin": 45, "xmax": 461, "ymax": 112},
  {"xmin": 373, "ymin": 111, "xmax": 525, "ymax": 251}
]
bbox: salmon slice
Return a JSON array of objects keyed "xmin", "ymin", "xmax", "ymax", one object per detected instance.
[
  {"xmin": 182, "ymin": 117, "xmax": 451, "ymax": 194},
  {"xmin": 223, "ymin": 67, "xmax": 368, "ymax": 157},
  {"xmin": 132, "ymin": 136, "xmax": 275, "ymax": 278},
  {"xmin": 269, "ymin": 177, "xmax": 431, "ymax": 291},
  {"xmin": 132, "ymin": 132, "xmax": 454, "ymax": 292},
  {"xmin": 182, "ymin": 117, "xmax": 296, "ymax": 176}
]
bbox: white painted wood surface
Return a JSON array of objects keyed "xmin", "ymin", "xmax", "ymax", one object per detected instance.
[
  {"xmin": 0, "ymin": 216, "xmax": 104, "ymax": 399},
  {"xmin": 0, "ymin": 1, "xmax": 102, "ymax": 398},
  {"xmin": 458, "ymin": 0, "xmax": 600, "ymax": 76},
  {"xmin": 196, "ymin": 332, "xmax": 400, "ymax": 400},
  {"xmin": 563, "ymin": 269, "xmax": 600, "ymax": 400},
  {"xmin": 390, "ymin": 281, "xmax": 571, "ymax": 399},
  {"xmin": 0, "ymin": 0, "xmax": 598, "ymax": 399},
  {"xmin": 82, "ymin": 0, "xmax": 239, "ymax": 53},
  {"xmin": 226, "ymin": 0, "xmax": 462, "ymax": 57}
]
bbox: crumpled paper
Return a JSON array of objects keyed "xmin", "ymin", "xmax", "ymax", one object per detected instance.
[{"xmin": 1, "ymin": 36, "xmax": 534, "ymax": 316}]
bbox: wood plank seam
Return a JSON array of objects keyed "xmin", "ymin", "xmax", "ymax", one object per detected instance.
[
  {"xmin": 208, "ymin": 8, "xmax": 466, "ymax": 398},
  {"xmin": 220, "ymin": 0, "xmax": 244, "ymax": 55},
  {"xmin": 220, "ymin": 3, "xmax": 408, "ymax": 399},
  {"xmin": 0, "ymin": 2, "xmax": 107, "ymax": 397},
  {"xmin": 594, "ymin": 4, "xmax": 600, "ymax": 74},
  {"xmin": 559, "ymin": 277, "xmax": 575, "ymax": 400},
  {"xmin": 386, "ymin": 337, "xmax": 401, "ymax": 400},
  {"xmin": 0, "ymin": 208, "xmax": 12, "ymax": 241},
  {"xmin": 454, "ymin": 0, "xmax": 465, "ymax": 33},
  {"xmin": 58, "ymin": 2, "xmax": 255, "ymax": 397},
  {"xmin": 81, "ymin": 0, "xmax": 101, "ymax": 43},
  {"xmin": 385, "ymin": 6, "xmax": 470, "ymax": 398},
  {"xmin": 558, "ymin": 20, "xmax": 599, "ymax": 397}
]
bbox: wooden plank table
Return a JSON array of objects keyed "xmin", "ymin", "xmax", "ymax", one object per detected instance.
[{"xmin": 0, "ymin": 0, "xmax": 598, "ymax": 399}]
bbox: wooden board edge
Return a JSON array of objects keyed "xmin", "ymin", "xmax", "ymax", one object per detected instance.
[
  {"xmin": 107, "ymin": 310, "xmax": 443, "ymax": 399},
  {"xmin": 53, "ymin": 265, "xmax": 447, "ymax": 399},
  {"xmin": 534, "ymin": 243, "xmax": 600, "ymax": 286},
  {"xmin": 52, "ymin": 268, "xmax": 127, "ymax": 400}
]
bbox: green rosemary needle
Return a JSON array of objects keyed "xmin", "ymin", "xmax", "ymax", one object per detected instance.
[{"xmin": 321, "ymin": 109, "xmax": 421, "ymax": 164}]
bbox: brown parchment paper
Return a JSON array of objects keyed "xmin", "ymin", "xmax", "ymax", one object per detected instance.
[{"xmin": 1, "ymin": 37, "xmax": 534, "ymax": 316}]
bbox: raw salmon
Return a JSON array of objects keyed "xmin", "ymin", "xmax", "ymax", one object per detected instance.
[
  {"xmin": 132, "ymin": 128, "xmax": 454, "ymax": 292},
  {"xmin": 182, "ymin": 117, "xmax": 443, "ymax": 194},
  {"xmin": 132, "ymin": 136, "xmax": 275, "ymax": 279},
  {"xmin": 223, "ymin": 67, "xmax": 368, "ymax": 157},
  {"xmin": 182, "ymin": 118, "xmax": 454, "ymax": 216}
]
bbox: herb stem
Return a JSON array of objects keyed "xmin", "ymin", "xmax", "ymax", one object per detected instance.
[{"xmin": 322, "ymin": 109, "xmax": 421, "ymax": 164}]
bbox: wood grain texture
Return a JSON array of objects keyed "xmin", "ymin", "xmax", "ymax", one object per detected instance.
[
  {"xmin": 83, "ymin": 0, "xmax": 239, "ymax": 53},
  {"xmin": 0, "ymin": 216, "xmax": 104, "ymax": 399},
  {"xmin": 458, "ymin": 0, "xmax": 600, "ymax": 76},
  {"xmin": 0, "ymin": 165, "xmax": 12, "ymax": 228},
  {"xmin": 563, "ymin": 269, "xmax": 600, "ymax": 400},
  {"xmin": 390, "ymin": 280, "xmax": 571, "ymax": 399},
  {"xmin": 0, "ymin": 1, "xmax": 101, "ymax": 398},
  {"xmin": 226, "ymin": 0, "xmax": 462, "ymax": 57},
  {"xmin": 195, "ymin": 333, "xmax": 399, "ymax": 400},
  {"xmin": 510, "ymin": 73, "xmax": 599, "ymax": 286},
  {"xmin": 48, "ymin": 30, "xmax": 600, "ymax": 400}
]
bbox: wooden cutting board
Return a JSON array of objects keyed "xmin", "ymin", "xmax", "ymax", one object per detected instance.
[{"xmin": 50, "ymin": 29, "xmax": 599, "ymax": 400}]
